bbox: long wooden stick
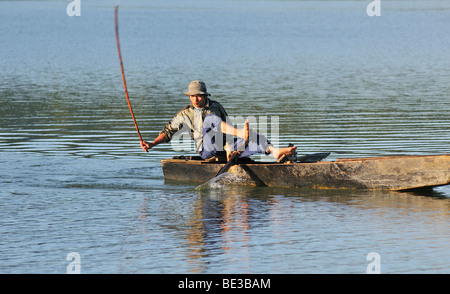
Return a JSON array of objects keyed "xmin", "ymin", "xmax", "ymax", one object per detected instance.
[{"xmin": 115, "ymin": 5, "xmax": 144, "ymax": 143}]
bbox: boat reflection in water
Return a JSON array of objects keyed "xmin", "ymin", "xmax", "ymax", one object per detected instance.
[{"xmin": 141, "ymin": 183, "xmax": 449, "ymax": 273}]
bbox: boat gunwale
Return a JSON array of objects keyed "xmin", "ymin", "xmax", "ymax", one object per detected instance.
[{"xmin": 162, "ymin": 153, "xmax": 450, "ymax": 165}]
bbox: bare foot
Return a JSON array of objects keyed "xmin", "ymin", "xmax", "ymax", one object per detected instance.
[
  {"xmin": 224, "ymin": 142, "xmax": 233, "ymax": 161},
  {"xmin": 270, "ymin": 146, "xmax": 297, "ymax": 159},
  {"xmin": 242, "ymin": 119, "xmax": 249, "ymax": 142}
]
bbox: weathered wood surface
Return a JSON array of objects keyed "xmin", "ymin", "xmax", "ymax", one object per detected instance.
[{"xmin": 161, "ymin": 154, "xmax": 450, "ymax": 190}]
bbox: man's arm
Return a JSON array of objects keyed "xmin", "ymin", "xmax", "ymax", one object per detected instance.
[
  {"xmin": 140, "ymin": 133, "xmax": 169, "ymax": 152},
  {"xmin": 141, "ymin": 109, "xmax": 189, "ymax": 152}
]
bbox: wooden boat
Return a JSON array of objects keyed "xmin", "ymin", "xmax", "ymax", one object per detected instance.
[{"xmin": 161, "ymin": 153, "xmax": 450, "ymax": 191}]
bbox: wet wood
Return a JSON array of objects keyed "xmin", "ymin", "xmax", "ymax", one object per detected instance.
[{"xmin": 161, "ymin": 154, "xmax": 450, "ymax": 191}]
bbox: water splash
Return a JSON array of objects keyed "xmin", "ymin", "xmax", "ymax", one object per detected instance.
[{"xmin": 195, "ymin": 172, "xmax": 252, "ymax": 190}]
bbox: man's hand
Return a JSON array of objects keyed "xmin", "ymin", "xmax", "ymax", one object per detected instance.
[
  {"xmin": 139, "ymin": 133, "xmax": 169, "ymax": 152},
  {"xmin": 140, "ymin": 141, "xmax": 155, "ymax": 152}
]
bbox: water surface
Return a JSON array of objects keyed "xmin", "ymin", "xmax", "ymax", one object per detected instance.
[{"xmin": 0, "ymin": 0, "xmax": 449, "ymax": 274}]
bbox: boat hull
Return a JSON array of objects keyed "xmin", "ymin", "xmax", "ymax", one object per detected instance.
[{"xmin": 161, "ymin": 154, "xmax": 450, "ymax": 190}]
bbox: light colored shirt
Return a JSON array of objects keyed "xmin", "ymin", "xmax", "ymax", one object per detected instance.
[{"xmin": 160, "ymin": 98, "xmax": 228, "ymax": 152}]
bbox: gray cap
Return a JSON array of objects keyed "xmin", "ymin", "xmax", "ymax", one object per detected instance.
[{"xmin": 183, "ymin": 80, "xmax": 211, "ymax": 96}]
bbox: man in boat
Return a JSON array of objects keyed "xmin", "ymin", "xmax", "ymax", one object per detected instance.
[{"xmin": 140, "ymin": 80, "xmax": 296, "ymax": 161}]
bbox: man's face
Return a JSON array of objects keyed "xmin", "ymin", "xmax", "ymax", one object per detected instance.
[{"xmin": 189, "ymin": 94, "xmax": 206, "ymax": 108}]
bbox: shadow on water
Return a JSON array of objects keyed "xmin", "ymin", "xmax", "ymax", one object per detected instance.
[{"xmin": 400, "ymin": 187, "xmax": 450, "ymax": 199}]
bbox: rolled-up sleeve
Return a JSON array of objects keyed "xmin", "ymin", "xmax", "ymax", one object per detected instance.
[
  {"xmin": 160, "ymin": 110, "xmax": 191, "ymax": 142},
  {"xmin": 160, "ymin": 123, "xmax": 178, "ymax": 142}
]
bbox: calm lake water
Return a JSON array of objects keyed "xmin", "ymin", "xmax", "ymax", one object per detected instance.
[{"xmin": 1, "ymin": 0, "xmax": 449, "ymax": 274}]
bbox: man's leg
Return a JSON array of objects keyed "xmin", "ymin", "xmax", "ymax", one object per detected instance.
[{"xmin": 200, "ymin": 114, "xmax": 225, "ymax": 160}]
